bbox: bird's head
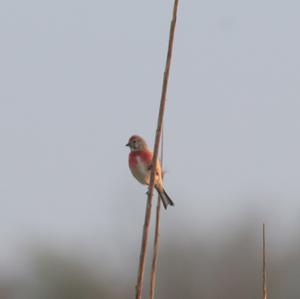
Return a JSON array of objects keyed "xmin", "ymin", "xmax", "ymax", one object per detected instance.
[{"xmin": 126, "ymin": 135, "xmax": 148, "ymax": 152}]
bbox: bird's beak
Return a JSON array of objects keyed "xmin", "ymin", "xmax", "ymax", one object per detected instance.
[{"xmin": 125, "ymin": 143, "xmax": 129, "ymax": 147}]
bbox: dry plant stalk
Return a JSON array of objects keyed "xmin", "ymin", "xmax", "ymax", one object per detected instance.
[
  {"xmin": 149, "ymin": 194, "xmax": 161, "ymax": 299},
  {"xmin": 135, "ymin": 1, "xmax": 179, "ymax": 299},
  {"xmin": 263, "ymin": 223, "xmax": 268, "ymax": 299},
  {"xmin": 149, "ymin": 131, "xmax": 164, "ymax": 299}
]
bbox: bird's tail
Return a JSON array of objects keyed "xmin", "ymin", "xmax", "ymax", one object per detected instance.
[{"xmin": 155, "ymin": 186, "xmax": 174, "ymax": 210}]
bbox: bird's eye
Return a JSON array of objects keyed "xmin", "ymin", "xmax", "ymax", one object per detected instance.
[{"xmin": 133, "ymin": 140, "xmax": 136, "ymax": 143}]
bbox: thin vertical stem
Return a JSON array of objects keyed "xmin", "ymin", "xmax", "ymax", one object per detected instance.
[
  {"xmin": 263, "ymin": 223, "xmax": 267, "ymax": 299},
  {"xmin": 149, "ymin": 129, "xmax": 164, "ymax": 299},
  {"xmin": 149, "ymin": 192, "xmax": 161, "ymax": 299},
  {"xmin": 135, "ymin": 1, "xmax": 179, "ymax": 299}
]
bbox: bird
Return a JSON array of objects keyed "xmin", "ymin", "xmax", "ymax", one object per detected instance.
[{"xmin": 126, "ymin": 135, "xmax": 174, "ymax": 209}]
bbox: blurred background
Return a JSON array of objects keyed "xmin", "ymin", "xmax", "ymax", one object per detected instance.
[{"xmin": 1, "ymin": 0, "xmax": 300, "ymax": 298}]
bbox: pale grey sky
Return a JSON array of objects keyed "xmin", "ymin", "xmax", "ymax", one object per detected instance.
[{"xmin": 0, "ymin": 0, "xmax": 300, "ymax": 275}]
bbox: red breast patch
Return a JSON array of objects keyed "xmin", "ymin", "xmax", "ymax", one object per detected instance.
[{"xmin": 129, "ymin": 150, "xmax": 153, "ymax": 167}]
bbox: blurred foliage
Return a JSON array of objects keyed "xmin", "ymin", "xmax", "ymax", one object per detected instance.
[{"xmin": 1, "ymin": 223, "xmax": 300, "ymax": 298}]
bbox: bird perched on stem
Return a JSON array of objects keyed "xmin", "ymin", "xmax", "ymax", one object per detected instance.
[{"xmin": 126, "ymin": 135, "xmax": 174, "ymax": 209}]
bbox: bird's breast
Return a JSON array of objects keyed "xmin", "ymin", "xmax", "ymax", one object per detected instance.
[{"xmin": 129, "ymin": 152, "xmax": 150, "ymax": 185}]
